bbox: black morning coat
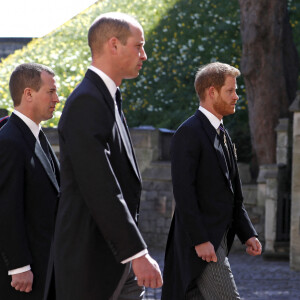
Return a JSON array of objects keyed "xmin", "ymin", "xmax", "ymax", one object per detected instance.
[
  {"xmin": 0, "ymin": 113, "xmax": 60, "ymax": 299},
  {"xmin": 161, "ymin": 110, "xmax": 257, "ymax": 300},
  {"xmin": 46, "ymin": 69, "xmax": 147, "ymax": 300}
]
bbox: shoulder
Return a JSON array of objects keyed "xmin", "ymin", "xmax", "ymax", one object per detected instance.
[
  {"xmin": 174, "ymin": 113, "xmax": 204, "ymax": 140},
  {"xmin": 0, "ymin": 127, "xmax": 24, "ymax": 162}
]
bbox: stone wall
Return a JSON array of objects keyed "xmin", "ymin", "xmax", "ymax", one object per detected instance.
[
  {"xmin": 0, "ymin": 38, "xmax": 31, "ymax": 60},
  {"xmin": 258, "ymin": 118, "xmax": 291, "ymax": 260},
  {"xmin": 43, "ymin": 126, "xmax": 263, "ymax": 251},
  {"xmin": 289, "ymin": 91, "xmax": 300, "ymax": 270}
]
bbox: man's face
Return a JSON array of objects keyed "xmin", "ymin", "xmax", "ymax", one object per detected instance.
[
  {"xmin": 212, "ymin": 76, "xmax": 239, "ymax": 119},
  {"xmin": 31, "ymin": 71, "xmax": 59, "ymax": 124},
  {"xmin": 117, "ymin": 24, "xmax": 147, "ymax": 80}
]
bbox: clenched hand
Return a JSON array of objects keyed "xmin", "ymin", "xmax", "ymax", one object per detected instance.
[
  {"xmin": 132, "ymin": 254, "xmax": 163, "ymax": 288},
  {"xmin": 195, "ymin": 241, "xmax": 217, "ymax": 263},
  {"xmin": 11, "ymin": 270, "xmax": 33, "ymax": 293}
]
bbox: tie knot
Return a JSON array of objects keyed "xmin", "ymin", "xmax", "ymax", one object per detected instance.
[
  {"xmin": 115, "ymin": 88, "xmax": 122, "ymax": 102},
  {"xmin": 219, "ymin": 123, "xmax": 225, "ymax": 134}
]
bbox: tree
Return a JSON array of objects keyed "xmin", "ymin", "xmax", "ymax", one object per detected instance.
[{"xmin": 239, "ymin": 0, "xmax": 299, "ymax": 177}]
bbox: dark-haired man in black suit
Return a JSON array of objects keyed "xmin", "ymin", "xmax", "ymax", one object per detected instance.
[
  {"xmin": 51, "ymin": 12, "xmax": 162, "ymax": 300},
  {"xmin": 0, "ymin": 63, "xmax": 60, "ymax": 299},
  {"xmin": 162, "ymin": 62, "xmax": 262, "ymax": 300}
]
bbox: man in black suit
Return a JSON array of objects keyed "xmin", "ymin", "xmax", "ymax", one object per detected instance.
[
  {"xmin": 51, "ymin": 12, "xmax": 162, "ymax": 300},
  {"xmin": 0, "ymin": 63, "xmax": 60, "ymax": 299},
  {"xmin": 162, "ymin": 62, "xmax": 262, "ymax": 300}
]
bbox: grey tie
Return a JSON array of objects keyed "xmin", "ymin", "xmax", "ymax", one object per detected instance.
[
  {"xmin": 218, "ymin": 124, "xmax": 232, "ymax": 171},
  {"xmin": 39, "ymin": 130, "xmax": 55, "ymax": 173}
]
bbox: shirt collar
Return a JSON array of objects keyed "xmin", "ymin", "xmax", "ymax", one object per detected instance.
[
  {"xmin": 13, "ymin": 110, "xmax": 41, "ymax": 140},
  {"xmin": 199, "ymin": 106, "xmax": 222, "ymax": 130},
  {"xmin": 88, "ymin": 65, "xmax": 118, "ymax": 101}
]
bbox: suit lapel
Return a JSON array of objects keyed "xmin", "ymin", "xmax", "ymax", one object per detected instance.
[
  {"xmin": 122, "ymin": 112, "xmax": 142, "ymax": 180},
  {"xmin": 34, "ymin": 142, "xmax": 60, "ymax": 192},
  {"xmin": 85, "ymin": 70, "xmax": 141, "ymax": 182},
  {"xmin": 114, "ymin": 101, "xmax": 141, "ymax": 181},
  {"xmin": 196, "ymin": 110, "xmax": 234, "ymax": 193},
  {"xmin": 11, "ymin": 114, "xmax": 60, "ymax": 193},
  {"xmin": 117, "ymin": 111, "xmax": 141, "ymax": 181}
]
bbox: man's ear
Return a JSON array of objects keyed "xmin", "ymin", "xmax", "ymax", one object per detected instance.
[
  {"xmin": 108, "ymin": 37, "xmax": 119, "ymax": 55},
  {"xmin": 208, "ymin": 86, "xmax": 217, "ymax": 99},
  {"xmin": 23, "ymin": 88, "xmax": 33, "ymax": 102}
]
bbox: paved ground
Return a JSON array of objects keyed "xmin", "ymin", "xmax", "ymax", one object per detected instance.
[{"xmin": 144, "ymin": 248, "xmax": 300, "ymax": 300}]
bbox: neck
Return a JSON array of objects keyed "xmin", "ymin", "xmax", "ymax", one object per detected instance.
[
  {"xmin": 14, "ymin": 107, "xmax": 40, "ymax": 125},
  {"xmin": 91, "ymin": 60, "xmax": 122, "ymax": 87},
  {"xmin": 200, "ymin": 103, "xmax": 222, "ymax": 121}
]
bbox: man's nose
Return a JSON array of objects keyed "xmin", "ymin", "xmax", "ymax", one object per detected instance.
[{"xmin": 141, "ymin": 48, "xmax": 147, "ymax": 61}]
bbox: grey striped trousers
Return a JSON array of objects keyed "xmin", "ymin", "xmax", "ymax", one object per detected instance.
[{"xmin": 187, "ymin": 233, "xmax": 240, "ymax": 300}]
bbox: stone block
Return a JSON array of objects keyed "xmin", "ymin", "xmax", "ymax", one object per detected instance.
[
  {"xmin": 265, "ymin": 198, "xmax": 276, "ymax": 252},
  {"xmin": 242, "ymin": 184, "xmax": 257, "ymax": 205},
  {"xmin": 154, "ymin": 196, "xmax": 167, "ymax": 215},
  {"xmin": 43, "ymin": 127, "xmax": 59, "ymax": 145},
  {"xmin": 238, "ymin": 163, "xmax": 251, "ymax": 184},
  {"xmin": 145, "ymin": 190, "xmax": 158, "ymax": 201},
  {"xmin": 130, "ymin": 127, "xmax": 159, "ymax": 149},
  {"xmin": 156, "ymin": 217, "xmax": 165, "ymax": 227},
  {"xmin": 292, "ymin": 112, "xmax": 300, "ymax": 136},
  {"xmin": 142, "ymin": 162, "xmax": 171, "ymax": 181},
  {"xmin": 276, "ymin": 147, "xmax": 288, "ymax": 165},
  {"xmin": 135, "ymin": 149, "xmax": 157, "ymax": 173},
  {"xmin": 142, "ymin": 180, "xmax": 173, "ymax": 191},
  {"xmin": 266, "ymin": 178, "xmax": 278, "ymax": 200},
  {"xmin": 257, "ymin": 183, "xmax": 266, "ymax": 207},
  {"xmin": 140, "ymin": 200, "xmax": 153, "ymax": 211},
  {"xmin": 140, "ymin": 191, "xmax": 147, "ymax": 202},
  {"xmin": 257, "ymin": 164, "xmax": 277, "ymax": 183},
  {"xmin": 277, "ymin": 132, "xmax": 288, "ymax": 148}
]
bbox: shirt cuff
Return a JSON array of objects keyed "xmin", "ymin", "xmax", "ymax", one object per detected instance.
[
  {"xmin": 8, "ymin": 265, "xmax": 31, "ymax": 275},
  {"xmin": 121, "ymin": 249, "xmax": 148, "ymax": 264}
]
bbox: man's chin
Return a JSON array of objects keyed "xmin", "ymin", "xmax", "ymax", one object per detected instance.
[{"xmin": 125, "ymin": 72, "xmax": 140, "ymax": 80}]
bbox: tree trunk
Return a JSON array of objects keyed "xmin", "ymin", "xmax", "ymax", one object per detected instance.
[{"xmin": 239, "ymin": 0, "xmax": 299, "ymax": 175}]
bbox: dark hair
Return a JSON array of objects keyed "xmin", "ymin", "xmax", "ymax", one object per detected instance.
[
  {"xmin": 194, "ymin": 62, "xmax": 240, "ymax": 101},
  {"xmin": 9, "ymin": 63, "xmax": 55, "ymax": 106}
]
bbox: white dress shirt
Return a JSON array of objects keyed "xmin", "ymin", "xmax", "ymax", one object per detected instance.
[
  {"xmin": 199, "ymin": 106, "xmax": 223, "ymax": 131},
  {"xmin": 8, "ymin": 110, "xmax": 41, "ymax": 275},
  {"xmin": 88, "ymin": 66, "xmax": 148, "ymax": 263}
]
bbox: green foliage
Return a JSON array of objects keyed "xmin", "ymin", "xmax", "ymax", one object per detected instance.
[
  {"xmin": 124, "ymin": 0, "xmax": 243, "ymax": 130},
  {"xmin": 0, "ymin": 0, "xmax": 299, "ymax": 162}
]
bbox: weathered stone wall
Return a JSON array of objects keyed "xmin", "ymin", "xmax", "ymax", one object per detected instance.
[
  {"xmin": 258, "ymin": 118, "xmax": 291, "ymax": 260},
  {"xmin": 130, "ymin": 127, "xmax": 174, "ymax": 249},
  {"xmin": 289, "ymin": 91, "xmax": 300, "ymax": 270},
  {"xmin": 231, "ymin": 163, "xmax": 263, "ymax": 251},
  {"xmin": 0, "ymin": 38, "xmax": 31, "ymax": 60},
  {"xmin": 43, "ymin": 127, "xmax": 263, "ymax": 251}
]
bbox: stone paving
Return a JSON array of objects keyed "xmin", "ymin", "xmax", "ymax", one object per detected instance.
[{"xmin": 144, "ymin": 248, "xmax": 300, "ymax": 300}]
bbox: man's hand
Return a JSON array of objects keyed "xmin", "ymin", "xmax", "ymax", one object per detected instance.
[
  {"xmin": 195, "ymin": 241, "xmax": 217, "ymax": 262},
  {"xmin": 245, "ymin": 237, "xmax": 262, "ymax": 256},
  {"xmin": 11, "ymin": 270, "xmax": 33, "ymax": 293},
  {"xmin": 132, "ymin": 254, "xmax": 163, "ymax": 289}
]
